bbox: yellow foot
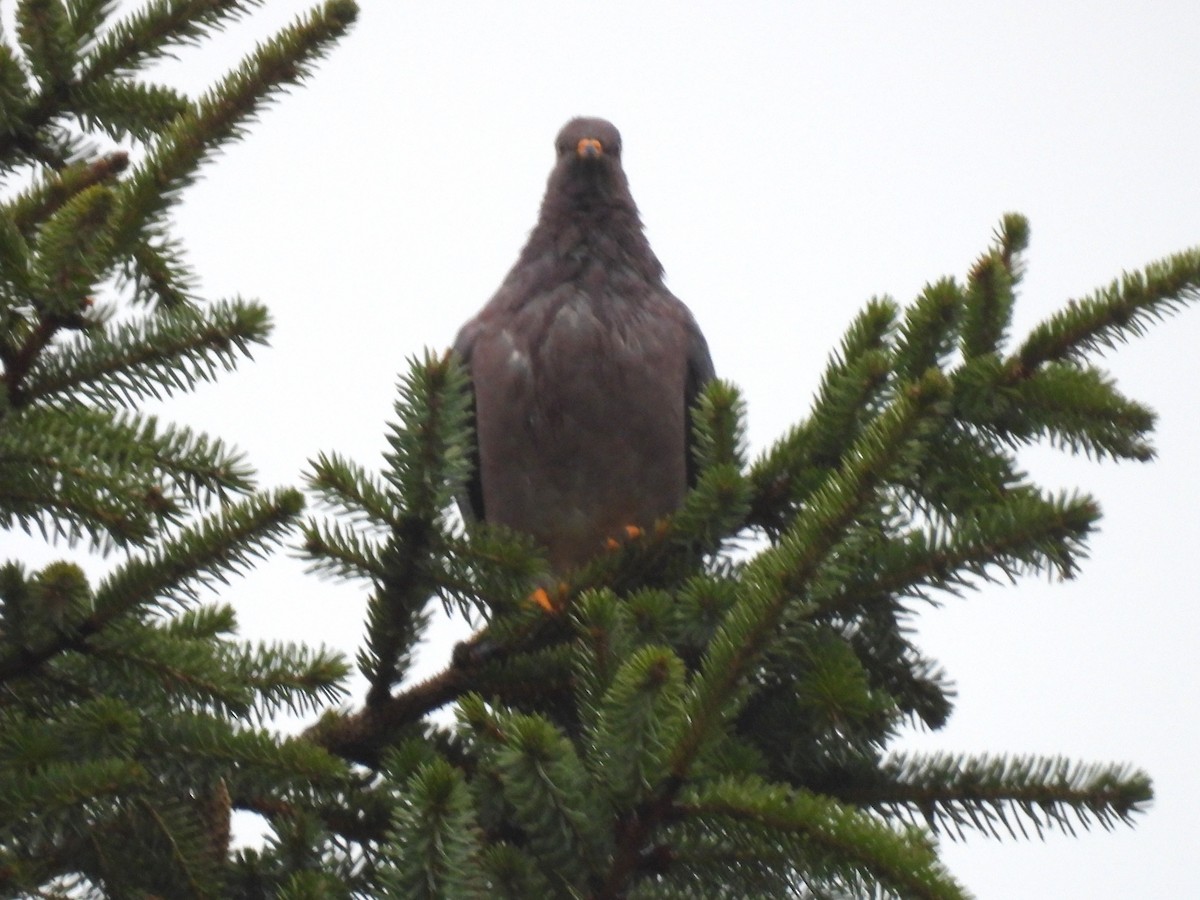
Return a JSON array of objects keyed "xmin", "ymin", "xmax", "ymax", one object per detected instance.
[
  {"xmin": 529, "ymin": 582, "xmax": 569, "ymax": 613},
  {"xmin": 604, "ymin": 524, "xmax": 645, "ymax": 551}
]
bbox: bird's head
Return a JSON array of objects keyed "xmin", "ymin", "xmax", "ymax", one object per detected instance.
[
  {"xmin": 548, "ymin": 117, "xmax": 631, "ymax": 205},
  {"xmin": 523, "ymin": 117, "xmax": 657, "ymax": 276},
  {"xmin": 556, "ymin": 117, "xmax": 623, "ymax": 164}
]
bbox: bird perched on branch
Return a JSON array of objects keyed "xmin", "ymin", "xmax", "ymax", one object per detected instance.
[{"xmin": 454, "ymin": 117, "xmax": 714, "ymax": 580}]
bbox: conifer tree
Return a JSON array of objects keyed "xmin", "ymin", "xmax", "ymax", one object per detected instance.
[
  {"xmin": 301, "ymin": 216, "xmax": 1199, "ymax": 897},
  {"xmin": 0, "ymin": 2, "xmax": 360, "ymax": 897},
  {"xmin": 3, "ymin": 3, "xmax": 1199, "ymax": 899}
]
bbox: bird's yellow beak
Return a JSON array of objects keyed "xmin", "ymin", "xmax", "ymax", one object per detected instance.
[{"xmin": 576, "ymin": 138, "xmax": 603, "ymax": 159}]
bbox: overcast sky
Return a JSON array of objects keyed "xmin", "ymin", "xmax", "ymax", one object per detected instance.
[{"xmin": 12, "ymin": 2, "xmax": 1200, "ymax": 896}]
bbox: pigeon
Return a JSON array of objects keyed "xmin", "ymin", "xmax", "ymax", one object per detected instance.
[{"xmin": 453, "ymin": 117, "xmax": 714, "ymax": 576}]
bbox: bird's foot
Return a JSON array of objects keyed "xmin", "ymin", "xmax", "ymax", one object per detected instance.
[
  {"xmin": 529, "ymin": 581, "xmax": 569, "ymax": 614},
  {"xmin": 604, "ymin": 524, "xmax": 645, "ymax": 552}
]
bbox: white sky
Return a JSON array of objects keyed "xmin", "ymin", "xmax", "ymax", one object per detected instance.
[{"xmin": 11, "ymin": 2, "xmax": 1200, "ymax": 896}]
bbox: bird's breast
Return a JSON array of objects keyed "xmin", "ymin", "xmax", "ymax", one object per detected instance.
[{"xmin": 470, "ymin": 285, "xmax": 690, "ymax": 569}]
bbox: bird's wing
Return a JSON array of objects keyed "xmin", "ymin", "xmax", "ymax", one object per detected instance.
[
  {"xmin": 452, "ymin": 322, "xmax": 486, "ymax": 523},
  {"xmin": 683, "ymin": 310, "xmax": 717, "ymax": 488}
]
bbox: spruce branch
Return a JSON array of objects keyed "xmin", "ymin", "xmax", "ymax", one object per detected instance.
[
  {"xmin": 2, "ymin": 1, "xmax": 362, "ymax": 893},
  {"xmin": 669, "ymin": 776, "xmax": 967, "ymax": 900},
  {"xmin": 124, "ymin": 233, "xmax": 197, "ymax": 308},
  {"xmin": 62, "ymin": 0, "xmax": 118, "ymax": 48},
  {"xmin": 821, "ymin": 489, "xmax": 1101, "ymax": 621},
  {"xmin": 383, "ymin": 350, "xmax": 475, "ymax": 519},
  {"xmin": 0, "ymin": 414, "xmax": 167, "ymax": 548},
  {"xmin": 236, "ymin": 781, "xmax": 395, "ymax": 848},
  {"xmin": 747, "ymin": 299, "xmax": 898, "ymax": 535},
  {"xmin": 5, "ymin": 149, "xmax": 129, "ymax": 235},
  {"xmin": 305, "ymin": 627, "xmax": 572, "ymax": 769},
  {"xmin": 73, "ymin": 77, "xmax": 191, "ymax": 142},
  {"xmin": 1016, "ymin": 246, "xmax": 1200, "ymax": 371},
  {"xmin": 294, "ymin": 215, "xmax": 1195, "ymax": 893},
  {"xmin": 993, "ymin": 212, "xmax": 1031, "ymax": 277},
  {"xmin": 906, "ymin": 424, "xmax": 1023, "ymax": 517},
  {"xmin": 300, "ymin": 518, "xmax": 388, "ymax": 583},
  {"xmin": 667, "ymin": 380, "xmax": 752, "ymax": 555},
  {"xmin": 226, "ymin": 639, "xmax": 349, "ymax": 721},
  {"xmin": 381, "ymin": 756, "xmax": 487, "ymax": 899},
  {"xmin": 357, "ymin": 352, "xmax": 473, "ymax": 705},
  {"xmin": 305, "ymin": 450, "xmax": 399, "ymax": 530},
  {"xmin": 0, "ymin": 755, "xmax": 150, "ymax": 852},
  {"xmin": 142, "ymin": 712, "xmax": 349, "ymax": 789},
  {"xmin": 803, "ymin": 302, "xmax": 899, "ymax": 470},
  {"xmin": 305, "ymin": 664, "xmax": 466, "ymax": 769},
  {"xmin": 689, "ymin": 378, "xmax": 748, "ymax": 474},
  {"xmin": 16, "ymin": 0, "xmax": 77, "ymax": 92},
  {"xmin": 960, "ymin": 248, "xmax": 1015, "ymax": 360},
  {"xmin": 676, "ymin": 370, "xmax": 951, "ymax": 779},
  {"xmin": 300, "ymin": 350, "xmax": 565, "ymax": 766},
  {"xmin": 893, "ymin": 277, "xmax": 962, "ymax": 382},
  {"xmin": 0, "ymin": 404, "xmax": 257, "ymax": 549},
  {"xmin": 863, "ymin": 752, "xmax": 1152, "ymax": 841},
  {"xmin": 0, "ymin": 211, "xmax": 34, "ymax": 316},
  {"xmin": 31, "ymin": 182, "xmax": 114, "ymax": 317},
  {"xmin": 22, "ymin": 297, "xmax": 272, "ymax": 406},
  {"xmin": 82, "ymin": 0, "xmax": 267, "ymax": 81},
  {"xmin": 97, "ymin": 605, "xmax": 350, "ymax": 722},
  {"xmin": 86, "ymin": 621, "xmax": 259, "ymax": 716},
  {"xmin": 113, "ymin": 0, "xmax": 359, "ymax": 250},
  {"xmin": 0, "ymin": 488, "xmax": 303, "ymax": 682},
  {"xmin": 849, "ymin": 626, "xmax": 956, "ymax": 731},
  {"xmin": 991, "ymin": 362, "xmax": 1155, "ymax": 460},
  {"xmin": 459, "ymin": 696, "xmax": 612, "ymax": 885},
  {"xmin": 91, "ymin": 486, "xmax": 302, "ymax": 614},
  {"xmin": 585, "ymin": 643, "xmax": 687, "ymax": 808},
  {"xmin": 0, "ymin": 43, "xmax": 31, "ymax": 140}
]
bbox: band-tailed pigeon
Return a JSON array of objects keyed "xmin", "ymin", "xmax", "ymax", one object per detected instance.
[{"xmin": 454, "ymin": 117, "xmax": 714, "ymax": 575}]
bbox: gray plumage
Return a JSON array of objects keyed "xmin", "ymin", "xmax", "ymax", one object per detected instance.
[{"xmin": 454, "ymin": 117, "xmax": 714, "ymax": 572}]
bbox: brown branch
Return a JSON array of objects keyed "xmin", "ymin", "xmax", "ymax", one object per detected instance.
[
  {"xmin": 0, "ymin": 617, "xmax": 98, "ymax": 683},
  {"xmin": 238, "ymin": 790, "xmax": 394, "ymax": 846},
  {"xmin": 0, "ymin": 151, "xmax": 129, "ymax": 412},
  {"xmin": 12, "ymin": 151, "xmax": 131, "ymax": 232},
  {"xmin": 304, "ymin": 662, "xmax": 467, "ymax": 768},
  {"xmin": 593, "ymin": 782, "xmax": 682, "ymax": 899},
  {"xmin": 303, "ymin": 616, "xmax": 576, "ymax": 768}
]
